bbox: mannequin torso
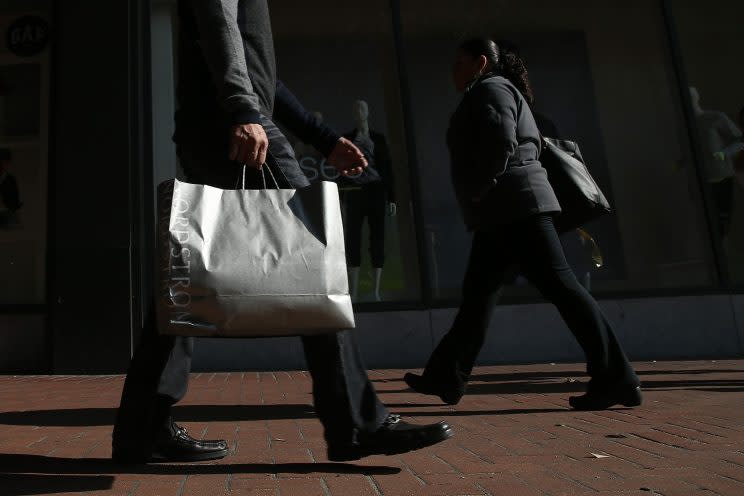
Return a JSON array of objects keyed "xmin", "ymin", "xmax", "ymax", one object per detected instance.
[{"xmin": 690, "ymin": 87, "xmax": 742, "ymax": 183}]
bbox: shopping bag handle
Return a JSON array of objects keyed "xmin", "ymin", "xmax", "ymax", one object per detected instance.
[
  {"xmin": 240, "ymin": 162, "xmax": 279, "ymax": 190},
  {"xmin": 239, "ymin": 153, "xmax": 292, "ymax": 190}
]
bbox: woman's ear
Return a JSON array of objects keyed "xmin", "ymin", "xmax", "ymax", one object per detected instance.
[{"xmin": 477, "ymin": 54, "xmax": 489, "ymax": 75}]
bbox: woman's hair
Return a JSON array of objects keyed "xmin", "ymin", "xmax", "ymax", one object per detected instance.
[
  {"xmin": 739, "ymin": 106, "xmax": 744, "ymax": 127},
  {"xmin": 458, "ymin": 37, "xmax": 535, "ymax": 105}
]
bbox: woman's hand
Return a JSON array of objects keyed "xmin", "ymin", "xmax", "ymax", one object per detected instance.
[{"xmin": 229, "ymin": 124, "xmax": 268, "ymax": 169}]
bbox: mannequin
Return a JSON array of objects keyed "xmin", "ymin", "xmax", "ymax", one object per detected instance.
[
  {"xmin": 339, "ymin": 100, "xmax": 396, "ymax": 302},
  {"xmin": 690, "ymin": 87, "xmax": 742, "ymax": 238}
]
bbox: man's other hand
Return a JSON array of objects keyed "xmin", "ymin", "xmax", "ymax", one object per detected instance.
[
  {"xmin": 229, "ymin": 124, "xmax": 268, "ymax": 169},
  {"xmin": 328, "ymin": 138, "xmax": 368, "ymax": 176}
]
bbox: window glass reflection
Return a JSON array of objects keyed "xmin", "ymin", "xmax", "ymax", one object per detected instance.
[
  {"xmin": 400, "ymin": 0, "xmax": 715, "ymax": 298},
  {"xmin": 272, "ymin": 0, "xmax": 422, "ymax": 303}
]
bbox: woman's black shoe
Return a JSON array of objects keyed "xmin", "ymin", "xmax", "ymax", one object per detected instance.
[
  {"xmin": 112, "ymin": 424, "xmax": 229, "ymax": 463},
  {"xmin": 569, "ymin": 385, "xmax": 643, "ymax": 411},
  {"xmin": 327, "ymin": 414, "xmax": 454, "ymax": 462},
  {"xmin": 404, "ymin": 372, "xmax": 463, "ymax": 405}
]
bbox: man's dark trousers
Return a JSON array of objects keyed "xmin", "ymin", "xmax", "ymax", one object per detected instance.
[{"xmin": 113, "ymin": 117, "xmax": 388, "ymax": 453}]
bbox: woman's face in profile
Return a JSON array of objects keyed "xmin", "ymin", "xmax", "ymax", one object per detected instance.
[{"xmin": 452, "ymin": 51, "xmax": 481, "ymax": 93}]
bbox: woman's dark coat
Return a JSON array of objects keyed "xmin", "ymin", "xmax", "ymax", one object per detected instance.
[{"xmin": 447, "ymin": 74, "xmax": 561, "ymax": 230}]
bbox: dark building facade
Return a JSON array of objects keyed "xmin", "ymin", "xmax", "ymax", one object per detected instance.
[{"xmin": 1, "ymin": 0, "xmax": 743, "ymax": 373}]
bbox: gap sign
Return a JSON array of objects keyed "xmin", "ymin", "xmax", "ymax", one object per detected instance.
[{"xmin": 7, "ymin": 16, "xmax": 49, "ymax": 57}]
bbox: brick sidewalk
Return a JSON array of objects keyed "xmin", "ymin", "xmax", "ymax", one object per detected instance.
[{"xmin": 1, "ymin": 360, "xmax": 743, "ymax": 496}]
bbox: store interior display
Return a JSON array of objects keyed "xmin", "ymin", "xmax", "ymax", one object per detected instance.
[
  {"xmin": 689, "ymin": 86, "xmax": 742, "ymax": 239},
  {"xmin": 338, "ymin": 100, "xmax": 396, "ymax": 301}
]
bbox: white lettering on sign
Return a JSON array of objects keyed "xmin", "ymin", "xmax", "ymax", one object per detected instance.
[
  {"xmin": 298, "ymin": 156, "xmax": 341, "ymax": 181},
  {"xmin": 11, "ymin": 25, "xmax": 47, "ymax": 44},
  {"xmin": 6, "ymin": 16, "xmax": 49, "ymax": 57}
]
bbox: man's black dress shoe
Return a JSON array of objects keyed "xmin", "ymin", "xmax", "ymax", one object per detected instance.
[
  {"xmin": 327, "ymin": 414, "xmax": 453, "ymax": 462},
  {"xmin": 404, "ymin": 372, "xmax": 463, "ymax": 405},
  {"xmin": 569, "ymin": 385, "xmax": 643, "ymax": 411},
  {"xmin": 112, "ymin": 424, "xmax": 229, "ymax": 463}
]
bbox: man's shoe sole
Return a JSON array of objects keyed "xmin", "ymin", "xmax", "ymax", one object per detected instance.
[
  {"xmin": 149, "ymin": 446, "xmax": 229, "ymax": 462},
  {"xmin": 112, "ymin": 446, "xmax": 229, "ymax": 464},
  {"xmin": 328, "ymin": 424, "xmax": 454, "ymax": 462},
  {"xmin": 111, "ymin": 452, "xmax": 149, "ymax": 465}
]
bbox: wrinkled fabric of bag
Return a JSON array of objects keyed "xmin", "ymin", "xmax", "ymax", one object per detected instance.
[{"xmin": 156, "ymin": 179, "xmax": 354, "ymax": 337}]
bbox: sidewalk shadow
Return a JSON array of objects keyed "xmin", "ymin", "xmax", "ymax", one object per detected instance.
[
  {"xmin": 380, "ymin": 372, "xmax": 587, "ymax": 396},
  {"xmin": 373, "ymin": 370, "xmax": 584, "ymax": 384},
  {"xmin": 0, "ymin": 403, "xmax": 316, "ymax": 427},
  {"xmin": 0, "ymin": 403, "xmax": 571, "ymax": 427},
  {"xmin": 385, "ymin": 369, "xmax": 744, "ymax": 395},
  {"xmin": 627, "ymin": 380, "xmax": 744, "ymax": 393},
  {"xmin": 0, "ymin": 453, "xmax": 399, "ymax": 477},
  {"xmin": 0, "ymin": 473, "xmax": 114, "ymax": 496},
  {"xmin": 461, "ymin": 369, "xmax": 744, "ymax": 394},
  {"xmin": 0, "ymin": 453, "xmax": 400, "ymax": 495}
]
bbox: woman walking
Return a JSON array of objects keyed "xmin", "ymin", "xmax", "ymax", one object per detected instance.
[{"xmin": 404, "ymin": 38, "xmax": 641, "ymax": 410}]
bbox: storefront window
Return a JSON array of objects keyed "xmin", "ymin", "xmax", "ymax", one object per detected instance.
[
  {"xmin": 399, "ymin": 0, "xmax": 716, "ymax": 299},
  {"xmin": 0, "ymin": 1, "xmax": 51, "ymax": 304},
  {"xmin": 149, "ymin": 1, "xmax": 422, "ymax": 304},
  {"xmin": 272, "ymin": 1, "xmax": 421, "ymax": 303},
  {"xmin": 669, "ymin": 0, "xmax": 744, "ymax": 285},
  {"xmin": 149, "ymin": 1, "xmax": 735, "ymax": 307}
]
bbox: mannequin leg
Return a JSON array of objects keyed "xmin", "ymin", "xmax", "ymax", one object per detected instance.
[
  {"xmin": 348, "ymin": 266, "xmax": 360, "ymax": 301},
  {"xmin": 373, "ymin": 267, "xmax": 383, "ymax": 302},
  {"xmin": 583, "ymin": 272, "xmax": 592, "ymax": 291},
  {"xmin": 344, "ymin": 189, "xmax": 364, "ymax": 300},
  {"xmin": 713, "ymin": 178, "xmax": 734, "ymax": 238},
  {"xmin": 367, "ymin": 184, "xmax": 387, "ymax": 301}
]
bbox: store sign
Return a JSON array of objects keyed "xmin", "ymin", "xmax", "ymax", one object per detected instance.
[
  {"xmin": 298, "ymin": 156, "xmax": 341, "ymax": 181},
  {"xmin": 6, "ymin": 16, "xmax": 49, "ymax": 57}
]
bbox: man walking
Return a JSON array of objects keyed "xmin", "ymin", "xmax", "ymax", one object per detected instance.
[{"xmin": 112, "ymin": 0, "xmax": 452, "ymax": 463}]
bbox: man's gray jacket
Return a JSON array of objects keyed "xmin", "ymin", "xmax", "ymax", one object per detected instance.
[
  {"xmin": 174, "ymin": 0, "xmax": 340, "ymax": 158},
  {"xmin": 176, "ymin": 0, "xmax": 274, "ymax": 132}
]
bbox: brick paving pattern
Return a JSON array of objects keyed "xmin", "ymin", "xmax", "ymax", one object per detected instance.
[{"xmin": 1, "ymin": 360, "xmax": 743, "ymax": 495}]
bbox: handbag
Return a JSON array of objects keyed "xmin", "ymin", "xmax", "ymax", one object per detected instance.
[
  {"xmin": 540, "ymin": 137, "xmax": 612, "ymax": 232},
  {"xmin": 155, "ymin": 162, "xmax": 355, "ymax": 337}
]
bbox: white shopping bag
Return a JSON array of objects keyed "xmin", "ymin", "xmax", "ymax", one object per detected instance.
[{"xmin": 156, "ymin": 173, "xmax": 354, "ymax": 337}]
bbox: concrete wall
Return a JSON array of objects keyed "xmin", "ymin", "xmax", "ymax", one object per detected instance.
[
  {"xmin": 191, "ymin": 295, "xmax": 744, "ymax": 371},
  {"xmin": 0, "ymin": 315, "xmax": 46, "ymax": 372}
]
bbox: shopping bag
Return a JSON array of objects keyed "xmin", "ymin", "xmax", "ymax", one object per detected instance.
[{"xmin": 155, "ymin": 171, "xmax": 354, "ymax": 337}]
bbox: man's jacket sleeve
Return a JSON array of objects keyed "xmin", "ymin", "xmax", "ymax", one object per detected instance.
[
  {"xmin": 273, "ymin": 80, "xmax": 341, "ymax": 157},
  {"xmin": 189, "ymin": 0, "xmax": 263, "ymax": 125}
]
